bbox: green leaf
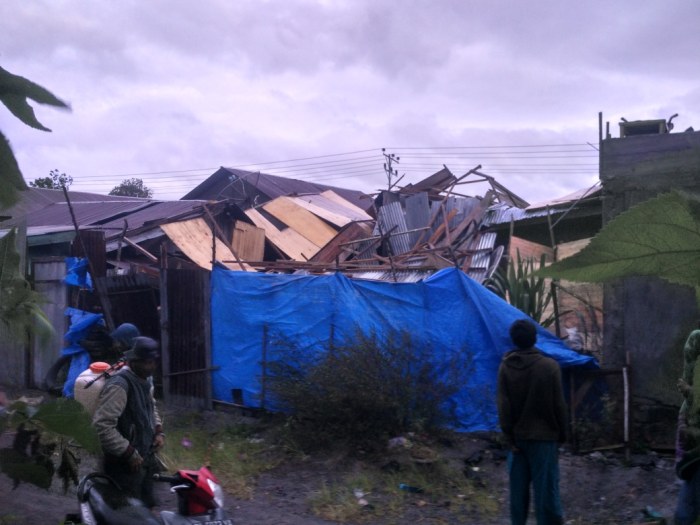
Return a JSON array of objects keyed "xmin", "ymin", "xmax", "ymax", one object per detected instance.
[
  {"xmin": 0, "ymin": 229, "xmax": 55, "ymax": 343},
  {"xmin": 538, "ymin": 190, "xmax": 700, "ymax": 299},
  {"xmin": 0, "ymin": 448, "xmax": 54, "ymax": 489},
  {"xmin": 0, "ymin": 66, "xmax": 70, "ymax": 131},
  {"xmin": 32, "ymin": 399, "xmax": 100, "ymax": 454},
  {"xmin": 0, "ymin": 130, "xmax": 26, "ymax": 208}
]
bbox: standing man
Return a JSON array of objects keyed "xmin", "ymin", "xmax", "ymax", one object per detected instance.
[
  {"xmin": 497, "ymin": 319, "xmax": 567, "ymax": 525},
  {"xmin": 93, "ymin": 336, "xmax": 165, "ymax": 509},
  {"xmin": 674, "ymin": 321, "xmax": 700, "ymax": 525}
]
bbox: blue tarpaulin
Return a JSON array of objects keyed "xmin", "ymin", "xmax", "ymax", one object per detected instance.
[
  {"xmin": 210, "ymin": 266, "xmax": 598, "ymax": 432},
  {"xmin": 64, "ymin": 257, "xmax": 93, "ymax": 290},
  {"xmin": 61, "ymin": 307, "xmax": 104, "ymax": 398}
]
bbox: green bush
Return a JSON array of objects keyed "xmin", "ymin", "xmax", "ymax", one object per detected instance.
[{"xmin": 266, "ymin": 329, "xmax": 472, "ymax": 453}]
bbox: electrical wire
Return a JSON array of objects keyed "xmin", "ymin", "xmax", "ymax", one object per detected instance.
[{"xmin": 68, "ymin": 142, "xmax": 599, "ymax": 196}]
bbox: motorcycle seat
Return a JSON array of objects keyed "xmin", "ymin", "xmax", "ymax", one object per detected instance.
[{"xmin": 82, "ymin": 475, "xmax": 160, "ymax": 525}]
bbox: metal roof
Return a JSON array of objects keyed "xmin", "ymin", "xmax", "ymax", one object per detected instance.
[
  {"xmin": 19, "ymin": 201, "xmax": 152, "ymax": 234},
  {"xmin": 0, "ymin": 188, "xmax": 148, "ymax": 223},
  {"xmin": 182, "ymin": 167, "xmax": 371, "ymax": 211},
  {"xmin": 485, "ymin": 184, "xmax": 602, "ymax": 226},
  {"xmin": 2, "ymin": 188, "xmax": 211, "ymax": 249},
  {"xmin": 100, "ymin": 201, "xmax": 207, "ymax": 239}
]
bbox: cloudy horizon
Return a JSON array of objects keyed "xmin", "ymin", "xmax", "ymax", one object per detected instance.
[{"xmin": 2, "ymin": 0, "xmax": 699, "ymax": 205}]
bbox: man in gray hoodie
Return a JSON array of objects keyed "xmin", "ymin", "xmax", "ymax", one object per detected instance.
[{"xmin": 497, "ymin": 319, "xmax": 567, "ymax": 525}]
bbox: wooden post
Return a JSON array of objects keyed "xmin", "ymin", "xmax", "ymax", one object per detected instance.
[
  {"xmin": 159, "ymin": 241, "xmax": 171, "ymax": 405},
  {"xmin": 61, "ymin": 185, "xmax": 115, "ymax": 331},
  {"xmin": 545, "ymin": 205, "xmax": 562, "ymax": 338},
  {"xmin": 202, "ymin": 269, "xmax": 213, "ymax": 410}
]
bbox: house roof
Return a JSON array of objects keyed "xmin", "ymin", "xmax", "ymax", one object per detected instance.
[
  {"xmin": 485, "ymin": 183, "xmax": 602, "ymax": 226},
  {"xmin": 181, "ymin": 167, "xmax": 371, "ymax": 212},
  {"xmin": 0, "ymin": 187, "xmax": 210, "ymax": 247},
  {"xmin": 0, "ymin": 187, "xmax": 139, "ymax": 224}
]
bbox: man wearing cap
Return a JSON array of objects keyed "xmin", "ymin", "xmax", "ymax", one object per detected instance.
[
  {"xmin": 109, "ymin": 322, "xmax": 140, "ymax": 354},
  {"xmin": 93, "ymin": 336, "xmax": 165, "ymax": 508}
]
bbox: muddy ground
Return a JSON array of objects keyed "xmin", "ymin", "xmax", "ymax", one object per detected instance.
[
  {"xmin": 0, "ymin": 390, "xmax": 682, "ymax": 524},
  {"xmin": 0, "ymin": 431, "xmax": 681, "ymax": 525}
]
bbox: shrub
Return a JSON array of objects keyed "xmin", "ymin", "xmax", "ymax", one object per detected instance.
[{"xmin": 266, "ymin": 329, "xmax": 472, "ymax": 453}]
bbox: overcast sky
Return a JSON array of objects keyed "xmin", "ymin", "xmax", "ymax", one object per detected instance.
[{"xmin": 2, "ymin": 1, "xmax": 699, "ymax": 205}]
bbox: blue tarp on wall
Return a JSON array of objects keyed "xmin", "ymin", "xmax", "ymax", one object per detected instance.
[{"xmin": 211, "ymin": 266, "xmax": 598, "ymax": 432}]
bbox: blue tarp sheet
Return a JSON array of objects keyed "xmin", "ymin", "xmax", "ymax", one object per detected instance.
[
  {"xmin": 211, "ymin": 266, "xmax": 598, "ymax": 432},
  {"xmin": 64, "ymin": 257, "xmax": 93, "ymax": 290},
  {"xmin": 61, "ymin": 307, "xmax": 104, "ymax": 398}
]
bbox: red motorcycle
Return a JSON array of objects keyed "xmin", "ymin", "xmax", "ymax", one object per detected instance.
[{"xmin": 66, "ymin": 465, "xmax": 233, "ymax": 524}]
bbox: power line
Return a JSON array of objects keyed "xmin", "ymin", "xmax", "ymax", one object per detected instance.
[{"xmin": 67, "ymin": 142, "xmax": 600, "ymax": 196}]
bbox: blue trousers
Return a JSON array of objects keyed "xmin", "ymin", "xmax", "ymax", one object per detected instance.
[
  {"xmin": 675, "ymin": 470, "xmax": 700, "ymax": 525},
  {"xmin": 507, "ymin": 439, "xmax": 563, "ymax": 525}
]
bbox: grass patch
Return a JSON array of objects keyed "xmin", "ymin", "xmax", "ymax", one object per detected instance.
[
  {"xmin": 308, "ymin": 457, "xmax": 498, "ymax": 523},
  {"xmin": 161, "ymin": 409, "xmax": 283, "ymax": 499}
]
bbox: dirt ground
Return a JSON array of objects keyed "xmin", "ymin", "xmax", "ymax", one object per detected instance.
[
  {"xmin": 0, "ymin": 390, "xmax": 682, "ymax": 524},
  {"xmin": 0, "ymin": 430, "xmax": 681, "ymax": 525}
]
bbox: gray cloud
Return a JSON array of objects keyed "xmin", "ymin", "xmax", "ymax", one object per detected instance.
[{"xmin": 1, "ymin": 0, "xmax": 699, "ymax": 204}]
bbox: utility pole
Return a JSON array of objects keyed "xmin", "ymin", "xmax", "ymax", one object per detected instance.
[{"xmin": 382, "ymin": 148, "xmax": 404, "ymax": 191}]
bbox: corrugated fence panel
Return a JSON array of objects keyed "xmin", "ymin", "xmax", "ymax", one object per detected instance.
[
  {"xmin": 32, "ymin": 258, "xmax": 69, "ymax": 388},
  {"xmin": 163, "ymin": 268, "xmax": 210, "ymax": 408}
]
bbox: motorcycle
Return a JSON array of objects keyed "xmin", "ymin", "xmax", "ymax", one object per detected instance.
[{"xmin": 65, "ymin": 465, "xmax": 233, "ymax": 525}]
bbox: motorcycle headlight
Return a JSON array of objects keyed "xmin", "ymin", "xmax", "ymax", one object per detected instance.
[{"xmin": 207, "ymin": 478, "xmax": 225, "ymax": 508}]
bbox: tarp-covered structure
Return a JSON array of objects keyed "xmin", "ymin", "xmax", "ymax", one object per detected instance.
[{"xmin": 211, "ymin": 266, "xmax": 597, "ymax": 432}]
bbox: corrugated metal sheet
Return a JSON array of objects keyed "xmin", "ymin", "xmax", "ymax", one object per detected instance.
[
  {"xmin": 485, "ymin": 185, "xmax": 602, "ymax": 226},
  {"xmin": 403, "ymin": 192, "xmax": 430, "ymax": 247},
  {"xmin": 20, "ymin": 201, "xmax": 152, "ymax": 231},
  {"xmin": 376, "ymin": 201, "xmax": 412, "ymax": 255},
  {"xmin": 0, "ymin": 188, "xmax": 142, "ymax": 225},
  {"xmin": 350, "ymin": 270, "xmax": 435, "ymax": 283}
]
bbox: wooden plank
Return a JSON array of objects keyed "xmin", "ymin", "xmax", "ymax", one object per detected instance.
[
  {"xmin": 427, "ymin": 208, "xmax": 458, "ymax": 245},
  {"xmin": 437, "ymin": 191, "xmax": 494, "ymax": 248},
  {"xmin": 292, "ymin": 194, "xmax": 372, "ymax": 227},
  {"xmin": 263, "ymin": 196, "xmax": 337, "ymax": 247},
  {"xmin": 509, "ymin": 236, "xmax": 554, "ymax": 262},
  {"xmin": 160, "ymin": 218, "xmax": 250, "ymax": 271},
  {"xmin": 310, "ymin": 221, "xmax": 374, "ymax": 263},
  {"xmin": 245, "ymin": 208, "xmax": 320, "ymax": 261},
  {"xmin": 320, "ymin": 190, "xmax": 373, "ymax": 218},
  {"xmin": 231, "ymin": 221, "xmax": 265, "ymax": 262},
  {"xmin": 291, "ymin": 197, "xmax": 352, "ymax": 227}
]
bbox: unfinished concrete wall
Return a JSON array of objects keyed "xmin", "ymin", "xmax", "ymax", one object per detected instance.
[{"xmin": 600, "ymin": 129, "xmax": 700, "ymax": 447}]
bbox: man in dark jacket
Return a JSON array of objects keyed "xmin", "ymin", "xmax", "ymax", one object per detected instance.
[
  {"xmin": 497, "ymin": 319, "xmax": 567, "ymax": 525},
  {"xmin": 93, "ymin": 336, "xmax": 165, "ymax": 509}
]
